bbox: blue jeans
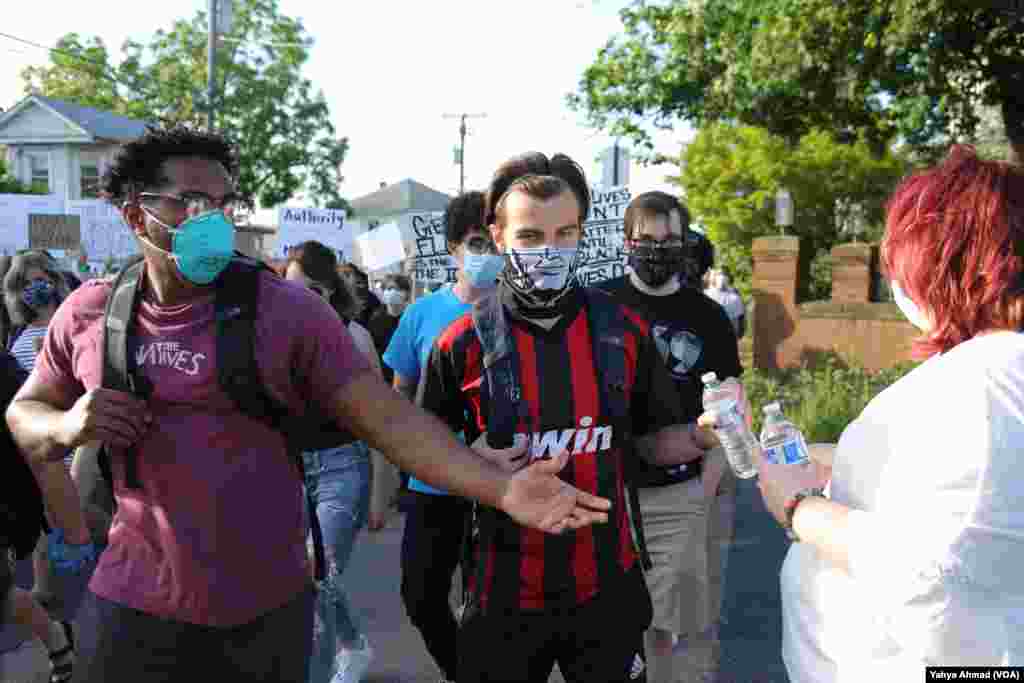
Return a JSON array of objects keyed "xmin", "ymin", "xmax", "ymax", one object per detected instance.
[{"xmin": 304, "ymin": 442, "xmax": 371, "ymax": 683}]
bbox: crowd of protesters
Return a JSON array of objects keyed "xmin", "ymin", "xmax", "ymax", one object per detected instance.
[{"xmin": 1, "ymin": 105, "xmax": 1023, "ymax": 683}]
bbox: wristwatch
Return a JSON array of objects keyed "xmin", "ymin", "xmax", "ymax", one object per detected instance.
[{"xmin": 783, "ymin": 487, "xmax": 825, "ymax": 542}]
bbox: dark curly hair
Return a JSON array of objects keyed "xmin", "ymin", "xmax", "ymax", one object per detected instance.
[
  {"xmin": 101, "ymin": 125, "xmax": 239, "ymax": 205},
  {"xmin": 485, "ymin": 152, "xmax": 590, "ymax": 226},
  {"xmin": 443, "ymin": 191, "xmax": 486, "ymax": 247}
]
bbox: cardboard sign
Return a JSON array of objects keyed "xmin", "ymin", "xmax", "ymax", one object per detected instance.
[{"xmin": 29, "ymin": 214, "xmax": 81, "ymax": 250}]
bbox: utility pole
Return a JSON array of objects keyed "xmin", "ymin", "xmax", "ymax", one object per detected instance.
[
  {"xmin": 207, "ymin": 0, "xmax": 218, "ymax": 130},
  {"xmin": 443, "ymin": 113, "xmax": 486, "ymax": 194}
]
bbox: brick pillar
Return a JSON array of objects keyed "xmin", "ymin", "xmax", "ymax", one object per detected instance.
[
  {"xmin": 752, "ymin": 235, "xmax": 800, "ymax": 370},
  {"xmin": 831, "ymin": 243, "xmax": 877, "ymax": 303}
]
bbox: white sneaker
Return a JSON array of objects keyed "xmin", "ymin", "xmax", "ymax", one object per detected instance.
[{"xmin": 331, "ymin": 636, "xmax": 374, "ymax": 683}]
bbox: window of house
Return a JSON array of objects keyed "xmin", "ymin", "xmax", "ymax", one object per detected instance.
[
  {"xmin": 28, "ymin": 154, "xmax": 49, "ymax": 194},
  {"xmin": 80, "ymin": 163, "xmax": 100, "ymax": 198}
]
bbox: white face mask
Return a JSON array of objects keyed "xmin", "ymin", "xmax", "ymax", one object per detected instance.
[
  {"xmin": 891, "ymin": 281, "xmax": 930, "ymax": 331},
  {"xmin": 381, "ymin": 289, "xmax": 406, "ymax": 306}
]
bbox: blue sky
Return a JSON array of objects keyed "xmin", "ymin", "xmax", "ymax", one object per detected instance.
[{"xmin": 1, "ymin": 0, "xmax": 690, "ymax": 207}]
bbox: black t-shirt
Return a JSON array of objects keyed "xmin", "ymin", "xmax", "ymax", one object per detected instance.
[
  {"xmin": 597, "ymin": 276, "xmax": 743, "ymax": 486},
  {"xmin": 367, "ymin": 308, "xmax": 401, "ymax": 384},
  {"xmin": 419, "ymin": 285, "xmax": 683, "ymax": 612}
]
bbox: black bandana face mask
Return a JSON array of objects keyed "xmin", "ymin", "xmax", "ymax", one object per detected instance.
[{"xmin": 627, "ymin": 241, "xmax": 686, "ymax": 288}]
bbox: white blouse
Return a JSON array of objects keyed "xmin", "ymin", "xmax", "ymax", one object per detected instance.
[{"xmin": 781, "ymin": 331, "xmax": 1024, "ymax": 681}]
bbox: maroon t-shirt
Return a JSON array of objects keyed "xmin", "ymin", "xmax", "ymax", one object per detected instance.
[{"xmin": 33, "ymin": 270, "xmax": 369, "ymax": 627}]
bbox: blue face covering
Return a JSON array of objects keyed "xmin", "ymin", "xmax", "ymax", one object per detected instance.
[
  {"xmin": 141, "ymin": 209, "xmax": 236, "ymax": 285},
  {"xmin": 21, "ymin": 278, "xmax": 59, "ymax": 309},
  {"xmin": 463, "ymin": 253, "xmax": 505, "ymax": 289}
]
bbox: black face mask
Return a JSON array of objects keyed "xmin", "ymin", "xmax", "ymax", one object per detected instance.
[{"xmin": 627, "ymin": 242, "xmax": 686, "ymax": 288}]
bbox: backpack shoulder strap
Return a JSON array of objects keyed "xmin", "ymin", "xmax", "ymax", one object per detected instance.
[
  {"xmin": 214, "ymin": 257, "xmax": 289, "ymax": 431},
  {"xmin": 213, "ymin": 256, "xmax": 328, "ymax": 582},
  {"xmin": 472, "ymin": 292, "xmax": 523, "ymax": 449},
  {"xmin": 100, "ymin": 258, "xmax": 150, "ymax": 490},
  {"xmin": 582, "ymin": 288, "xmax": 652, "ymax": 571}
]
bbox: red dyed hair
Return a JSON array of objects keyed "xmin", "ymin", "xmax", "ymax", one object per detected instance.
[{"xmin": 882, "ymin": 145, "xmax": 1024, "ymax": 359}]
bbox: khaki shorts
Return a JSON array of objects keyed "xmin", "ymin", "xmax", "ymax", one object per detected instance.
[{"xmin": 633, "ymin": 476, "xmax": 709, "ymax": 636}]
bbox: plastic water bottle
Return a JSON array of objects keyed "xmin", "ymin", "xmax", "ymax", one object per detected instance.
[
  {"xmin": 760, "ymin": 402, "xmax": 811, "ymax": 465},
  {"xmin": 701, "ymin": 372, "xmax": 758, "ymax": 479}
]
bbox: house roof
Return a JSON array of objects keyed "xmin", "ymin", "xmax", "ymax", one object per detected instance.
[
  {"xmin": 0, "ymin": 95, "xmax": 150, "ymax": 143},
  {"xmin": 349, "ymin": 178, "xmax": 451, "ymax": 219}
]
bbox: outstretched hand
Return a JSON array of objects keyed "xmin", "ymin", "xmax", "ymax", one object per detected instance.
[{"xmin": 499, "ymin": 451, "xmax": 612, "ymax": 534}]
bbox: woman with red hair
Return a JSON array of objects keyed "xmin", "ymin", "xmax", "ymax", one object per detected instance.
[{"xmin": 703, "ymin": 146, "xmax": 1024, "ymax": 680}]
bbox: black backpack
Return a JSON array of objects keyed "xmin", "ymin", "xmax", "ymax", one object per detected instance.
[
  {"xmin": 97, "ymin": 254, "xmax": 354, "ymax": 580},
  {"xmin": 0, "ymin": 352, "xmax": 49, "ymax": 560},
  {"xmin": 460, "ymin": 289, "xmax": 652, "ymax": 613}
]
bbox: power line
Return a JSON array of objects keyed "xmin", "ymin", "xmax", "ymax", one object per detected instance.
[{"xmin": 0, "ymin": 30, "xmax": 153, "ymax": 101}]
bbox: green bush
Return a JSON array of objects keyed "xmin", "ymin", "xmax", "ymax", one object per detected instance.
[{"xmin": 742, "ymin": 353, "xmax": 919, "ymax": 443}]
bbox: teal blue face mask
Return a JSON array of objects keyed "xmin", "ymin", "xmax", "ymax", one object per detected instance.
[{"xmin": 141, "ymin": 208, "xmax": 236, "ymax": 285}]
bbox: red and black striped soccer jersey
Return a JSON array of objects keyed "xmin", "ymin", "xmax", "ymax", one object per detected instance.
[{"xmin": 419, "ymin": 286, "xmax": 684, "ymax": 613}]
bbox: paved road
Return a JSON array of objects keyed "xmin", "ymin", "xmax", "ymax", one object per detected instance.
[{"xmin": 345, "ymin": 477, "xmax": 791, "ymax": 683}]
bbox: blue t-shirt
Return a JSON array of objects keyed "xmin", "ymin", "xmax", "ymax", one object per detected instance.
[{"xmin": 383, "ymin": 287, "xmax": 472, "ymax": 495}]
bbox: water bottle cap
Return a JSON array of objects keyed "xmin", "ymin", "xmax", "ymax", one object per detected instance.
[
  {"xmin": 701, "ymin": 372, "xmax": 718, "ymax": 384},
  {"xmin": 763, "ymin": 402, "xmax": 781, "ymax": 414}
]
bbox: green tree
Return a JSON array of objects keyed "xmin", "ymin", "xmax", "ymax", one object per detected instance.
[
  {"xmin": 21, "ymin": 0, "xmax": 349, "ymax": 209},
  {"xmin": 570, "ymin": 1, "xmax": 1024, "ymax": 161},
  {"xmin": 681, "ymin": 124, "xmax": 909, "ymax": 300},
  {"xmin": 0, "ymin": 157, "xmax": 40, "ymax": 194}
]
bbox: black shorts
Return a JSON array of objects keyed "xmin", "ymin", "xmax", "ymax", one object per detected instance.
[
  {"xmin": 457, "ymin": 565, "xmax": 652, "ymax": 683},
  {"xmin": 72, "ymin": 588, "xmax": 314, "ymax": 683},
  {"xmin": 0, "ymin": 545, "xmax": 12, "ymax": 625}
]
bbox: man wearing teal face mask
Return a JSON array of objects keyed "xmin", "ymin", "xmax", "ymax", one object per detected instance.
[{"xmin": 6, "ymin": 127, "xmax": 614, "ymax": 682}]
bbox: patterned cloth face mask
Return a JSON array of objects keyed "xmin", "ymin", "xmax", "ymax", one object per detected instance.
[{"xmin": 505, "ymin": 246, "xmax": 581, "ymax": 293}]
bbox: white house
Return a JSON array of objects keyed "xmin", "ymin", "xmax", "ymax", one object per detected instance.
[{"xmin": 0, "ymin": 95, "xmax": 149, "ymax": 200}]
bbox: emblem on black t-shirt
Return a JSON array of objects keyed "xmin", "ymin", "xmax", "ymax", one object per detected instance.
[{"xmin": 651, "ymin": 324, "xmax": 703, "ymax": 379}]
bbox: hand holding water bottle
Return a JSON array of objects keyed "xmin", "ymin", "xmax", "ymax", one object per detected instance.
[{"xmin": 700, "ymin": 373, "xmax": 758, "ymax": 479}]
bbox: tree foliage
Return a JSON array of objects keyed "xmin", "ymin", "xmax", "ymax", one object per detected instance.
[
  {"xmin": 21, "ymin": 0, "xmax": 348, "ymax": 209},
  {"xmin": 0, "ymin": 157, "xmax": 40, "ymax": 194},
  {"xmin": 680, "ymin": 123, "xmax": 909, "ymax": 300},
  {"xmin": 571, "ymin": 1, "xmax": 1024, "ymax": 161}
]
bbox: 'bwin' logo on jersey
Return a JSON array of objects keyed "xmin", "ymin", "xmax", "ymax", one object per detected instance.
[{"xmin": 524, "ymin": 417, "xmax": 613, "ymax": 461}]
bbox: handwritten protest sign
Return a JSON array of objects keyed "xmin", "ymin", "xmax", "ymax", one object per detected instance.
[
  {"xmin": 29, "ymin": 214, "xmax": 80, "ymax": 250},
  {"xmin": 277, "ymin": 207, "xmax": 354, "ymax": 261},
  {"xmin": 0, "ymin": 194, "xmax": 64, "ymax": 255},
  {"xmin": 577, "ymin": 186, "xmax": 631, "ymax": 286},
  {"xmin": 402, "ymin": 212, "xmax": 458, "ymax": 285},
  {"xmin": 66, "ymin": 199, "xmax": 138, "ymax": 262}
]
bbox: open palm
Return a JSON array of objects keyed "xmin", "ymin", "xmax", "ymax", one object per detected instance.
[{"xmin": 500, "ymin": 452, "xmax": 611, "ymax": 534}]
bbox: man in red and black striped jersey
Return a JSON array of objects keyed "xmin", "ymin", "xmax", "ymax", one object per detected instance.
[{"xmin": 418, "ymin": 152, "xmax": 716, "ymax": 683}]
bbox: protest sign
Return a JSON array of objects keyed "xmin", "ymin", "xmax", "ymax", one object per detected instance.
[
  {"xmin": 402, "ymin": 212, "xmax": 458, "ymax": 285},
  {"xmin": 65, "ymin": 200, "xmax": 138, "ymax": 261},
  {"xmin": 356, "ymin": 222, "xmax": 406, "ymax": 271},
  {"xmin": 0, "ymin": 194, "xmax": 64, "ymax": 255},
  {"xmin": 29, "ymin": 214, "xmax": 80, "ymax": 250},
  {"xmin": 277, "ymin": 207, "xmax": 354, "ymax": 261},
  {"xmin": 577, "ymin": 186, "xmax": 631, "ymax": 286}
]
